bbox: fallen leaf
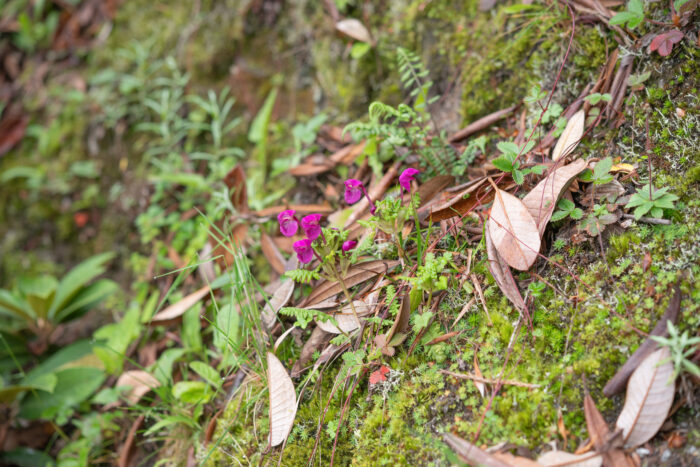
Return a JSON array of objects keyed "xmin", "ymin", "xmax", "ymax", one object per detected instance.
[
  {"xmin": 302, "ymin": 260, "xmax": 398, "ymax": 306},
  {"xmin": 442, "ymin": 433, "xmax": 511, "ymax": 467},
  {"xmin": 261, "ymin": 233, "xmax": 286, "ymax": 275},
  {"xmin": 491, "ymin": 452, "xmax": 541, "ymax": 467},
  {"xmin": 489, "ymin": 187, "xmax": 541, "ymax": 271},
  {"xmin": 335, "ymin": 18, "xmax": 372, "ymax": 43},
  {"xmin": 117, "ymin": 414, "xmax": 145, "ymax": 467},
  {"xmin": 315, "ymin": 300, "xmax": 372, "ymax": 334},
  {"xmin": 425, "ymin": 176, "xmax": 504, "ymax": 222},
  {"xmin": 583, "ymin": 393, "xmax": 609, "ymax": 451},
  {"xmin": 369, "ymin": 365, "xmax": 390, "ymax": 385},
  {"xmin": 604, "ymin": 285, "xmax": 681, "ymax": 396},
  {"xmin": 537, "ymin": 450, "xmax": 603, "ymax": 466},
  {"xmin": 615, "ymin": 347, "xmax": 675, "ymax": 448},
  {"xmin": 522, "ymin": 159, "xmax": 588, "ymax": 236},
  {"xmin": 415, "ymin": 175, "xmax": 456, "ymax": 206},
  {"xmin": 291, "ymin": 327, "xmax": 332, "ymax": 377},
  {"xmin": 261, "ymin": 279, "xmax": 295, "ymax": 330},
  {"xmin": 115, "ymin": 370, "xmax": 161, "ymax": 405},
  {"xmin": 648, "ymin": 30, "xmax": 684, "ymax": 57},
  {"xmin": 485, "ymin": 222, "xmax": 526, "ymax": 313},
  {"xmin": 0, "ymin": 113, "xmax": 28, "ymax": 157},
  {"xmin": 223, "ymin": 165, "xmax": 249, "ymax": 212},
  {"xmin": 150, "ymin": 286, "xmax": 210, "ymax": 325},
  {"xmin": 267, "ymin": 352, "xmax": 297, "ymax": 447},
  {"xmin": 473, "ymin": 353, "xmax": 486, "ymax": 398},
  {"xmin": 551, "ymin": 110, "xmax": 585, "ymax": 161}
]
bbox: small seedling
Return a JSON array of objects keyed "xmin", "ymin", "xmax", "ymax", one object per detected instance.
[
  {"xmin": 625, "ymin": 184, "xmax": 679, "ymax": 219},
  {"xmin": 550, "ymin": 199, "xmax": 584, "ymax": 222},
  {"xmin": 651, "ymin": 321, "xmax": 700, "ymax": 380},
  {"xmin": 609, "ymin": 0, "xmax": 644, "ymax": 29},
  {"xmin": 579, "ymin": 157, "xmax": 614, "ymax": 185},
  {"xmin": 492, "ymin": 141, "xmax": 546, "ymax": 185}
]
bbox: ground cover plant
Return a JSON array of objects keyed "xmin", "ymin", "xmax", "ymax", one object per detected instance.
[{"xmin": 0, "ymin": 0, "xmax": 699, "ymax": 466}]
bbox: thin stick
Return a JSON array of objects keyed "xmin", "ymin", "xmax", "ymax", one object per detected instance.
[{"xmin": 470, "ymin": 273, "xmax": 492, "ymax": 326}]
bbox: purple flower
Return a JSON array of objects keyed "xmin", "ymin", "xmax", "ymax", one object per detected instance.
[
  {"xmin": 399, "ymin": 168, "xmax": 420, "ymax": 192},
  {"xmin": 301, "ymin": 214, "xmax": 322, "ymax": 240},
  {"xmin": 293, "ymin": 239, "xmax": 314, "ymax": 264},
  {"xmin": 278, "ymin": 209, "xmax": 299, "ymax": 237},
  {"xmin": 342, "ymin": 240, "xmax": 357, "ymax": 252},
  {"xmin": 344, "ymin": 179, "xmax": 364, "ymax": 204}
]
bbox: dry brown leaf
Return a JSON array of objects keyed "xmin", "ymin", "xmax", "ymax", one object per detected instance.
[
  {"xmin": 615, "ymin": 347, "xmax": 675, "ymax": 448},
  {"xmin": 223, "ymin": 165, "xmax": 249, "ymax": 212},
  {"xmin": 315, "ymin": 300, "xmax": 373, "ymax": 334},
  {"xmin": 415, "ymin": 175, "xmax": 455, "ymax": 206},
  {"xmin": 604, "ymin": 285, "xmax": 681, "ymax": 396},
  {"xmin": 443, "ymin": 433, "xmax": 511, "ymax": 467},
  {"xmin": 485, "ymin": 222, "xmax": 526, "ymax": 313},
  {"xmin": 551, "ymin": 110, "xmax": 585, "ymax": 161},
  {"xmin": 150, "ymin": 286, "xmax": 210, "ymax": 325},
  {"xmin": 489, "ymin": 188, "xmax": 541, "ymax": 271},
  {"xmin": 291, "ymin": 326, "xmax": 332, "ymax": 377},
  {"xmin": 267, "ymin": 352, "xmax": 297, "ymax": 447},
  {"xmin": 261, "ymin": 233, "xmax": 286, "ymax": 275},
  {"xmin": 491, "ymin": 452, "xmax": 541, "ymax": 467},
  {"xmin": 425, "ymin": 176, "xmax": 504, "ymax": 222},
  {"xmin": 261, "ymin": 279, "xmax": 295, "ymax": 330},
  {"xmin": 522, "ymin": 159, "xmax": 588, "ymax": 237},
  {"xmin": 537, "ymin": 450, "xmax": 603, "ymax": 466},
  {"xmin": 335, "ymin": 18, "xmax": 372, "ymax": 43},
  {"xmin": 583, "ymin": 393, "xmax": 610, "ymax": 451},
  {"xmin": 303, "ymin": 260, "xmax": 398, "ymax": 306},
  {"xmin": 115, "ymin": 370, "xmax": 161, "ymax": 405}
]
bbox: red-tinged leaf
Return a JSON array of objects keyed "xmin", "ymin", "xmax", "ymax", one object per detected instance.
[
  {"xmin": 369, "ymin": 365, "xmax": 390, "ymax": 385},
  {"xmin": 649, "ymin": 30, "xmax": 683, "ymax": 56},
  {"xmin": 649, "ymin": 30, "xmax": 684, "ymax": 57},
  {"xmin": 0, "ymin": 113, "xmax": 28, "ymax": 157},
  {"xmin": 223, "ymin": 165, "xmax": 249, "ymax": 213}
]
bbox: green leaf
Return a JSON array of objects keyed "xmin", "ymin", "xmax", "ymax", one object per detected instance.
[
  {"xmin": 19, "ymin": 367, "xmax": 105, "ymax": 420},
  {"xmin": 53, "ymin": 279, "xmax": 117, "ymax": 323},
  {"xmin": 570, "ymin": 208, "xmax": 584, "ymax": 220},
  {"xmin": 94, "ymin": 306, "xmax": 142, "ymax": 374},
  {"xmin": 48, "ymin": 253, "xmax": 115, "ymax": 320},
  {"xmin": 214, "ymin": 303, "xmax": 240, "ymax": 351},
  {"xmin": 172, "ymin": 381, "xmax": 212, "ymax": 404},
  {"xmin": 189, "ymin": 361, "xmax": 221, "ymax": 389},
  {"xmin": 0, "ymin": 373, "xmax": 57, "ymax": 403},
  {"xmin": 150, "ymin": 348, "xmax": 187, "ymax": 385},
  {"xmin": 558, "ymin": 198, "xmax": 575, "ymax": 211},
  {"xmin": 492, "ymin": 158, "xmax": 513, "ymax": 172},
  {"xmin": 512, "ymin": 169, "xmax": 525, "ymax": 185}
]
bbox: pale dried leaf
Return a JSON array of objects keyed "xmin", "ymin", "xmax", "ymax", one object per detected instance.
[
  {"xmin": 489, "ymin": 188, "xmax": 541, "ymax": 271},
  {"xmin": 335, "ymin": 18, "xmax": 372, "ymax": 43},
  {"xmin": 473, "ymin": 353, "xmax": 486, "ymax": 398},
  {"xmin": 492, "ymin": 452, "xmax": 541, "ymax": 466},
  {"xmin": 522, "ymin": 159, "xmax": 588, "ymax": 237},
  {"xmin": 115, "ymin": 370, "xmax": 160, "ymax": 405},
  {"xmin": 442, "ymin": 433, "xmax": 511, "ymax": 467},
  {"xmin": 583, "ymin": 393, "xmax": 610, "ymax": 451},
  {"xmin": 150, "ymin": 286, "xmax": 210, "ymax": 324},
  {"xmin": 315, "ymin": 300, "xmax": 372, "ymax": 334},
  {"xmin": 615, "ymin": 347, "xmax": 675, "ymax": 448},
  {"xmin": 261, "ymin": 233, "xmax": 286, "ymax": 275},
  {"xmin": 551, "ymin": 110, "xmax": 585, "ymax": 161},
  {"xmin": 303, "ymin": 260, "xmax": 398, "ymax": 306},
  {"xmin": 538, "ymin": 450, "xmax": 603, "ymax": 466},
  {"xmin": 485, "ymin": 222, "xmax": 526, "ymax": 313},
  {"xmin": 262, "ymin": 280, "xmax": 295, "ymax": 330},
  {"xmin": 267, "ymin": 352, "xmax": 297, "ymax": 447}
]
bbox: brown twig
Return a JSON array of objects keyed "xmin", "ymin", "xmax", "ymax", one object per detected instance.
[{"xmin": 440, "ymin": 369, "xmax": 540, "ymax": 389}]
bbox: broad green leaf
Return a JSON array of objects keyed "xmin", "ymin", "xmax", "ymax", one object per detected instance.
[
  {"xmin": 189, "ymin": 361, "xmax": 221, "ymax": 389},
  {"xmin": 172, "ymin": 380, "xmax": 211, "ymax": 404},
  {"xmin": 0, "ymin": 373, "xmax": 57, "ymax": 403},
  {"xmin": 19, "ymin": 367, "xmax": 105, "ymax": 420},
  {"xmin": 54, "ymin": 279, "xmax": 118, "ymax": 323},
  {"xmin": 0, "ymin": 290, "xmax": 34, "ymax": 322},
  {"xmin": 94, "ymin": 306, "xmax": 142, "ymax": 374},
  {"xmin": 49, "ymin": 253, "xmax": 115, "ymax": 320},
  {"xmin": 22, "ymin": 340, "xmax": 94, "ymax": 384},
  {"xmin": 150, "ymin": 348, "xmax": 187, "ymax": 385}
]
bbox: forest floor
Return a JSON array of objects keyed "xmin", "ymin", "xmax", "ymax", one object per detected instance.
[{"xmin": 0, "ymin": 1, "xmax": 699, "ymax": 466}]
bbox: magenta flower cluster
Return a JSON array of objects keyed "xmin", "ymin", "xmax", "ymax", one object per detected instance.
[{"xmin": 279, "ymin": 169, "xmax": 419, "ymax": 265}]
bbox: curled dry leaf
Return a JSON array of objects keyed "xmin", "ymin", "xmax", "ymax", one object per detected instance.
[
  {"xmin": 522, "ymin": 158, "xmax": 588, "ymax": 237},
  {"xmin": 261, "ymin": 279, "xmax": 295, "ymax": 330},
  {"xmin": 261, "ymin": 232, "xmax": 286, "ymax": 275},
  {"xmin": 489, "ymin": 188, "xmax": 541, "ymax": 271},
  {"xmin": 150, "ymin": 286, "xmax": 210, "ymax": 325},
  {"xmin": 267, "ymin": 352, "xmax": 297, "ymax": 447},
  {"xmin": 442, "ymin": 433, "xmax": 511, "ymax": 467},
  {"xmin": 615, "ymin": 347, "xmax": 675, "ymax": 448},
  {"xmin": 315, "ymin": 300, "xmax": 373, "ymax": 334},
  {"xmin": 291, "ymin": 326, "xmax": 332, "ymax": 377},
  {"xmin": 583, "ymin": 393, "xmax": 610, "ymax": 451},
  {"xmin": 115, "ymin": 370, "xmax": 161, "ymax": 405},
  {"xmin": 537, "ymin": 451, "xmax": 603, "ymax": 467},
  {"xmin": 551, "ymin": 110, "xmax": 585, "ymax": 161},
  {"xmin": 335, "ymin": 18, "xmax": 372, "ymax": 43},
  {"xmin": 485, "ymin": 222, "xmax": 526, "ymax": 313}
]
